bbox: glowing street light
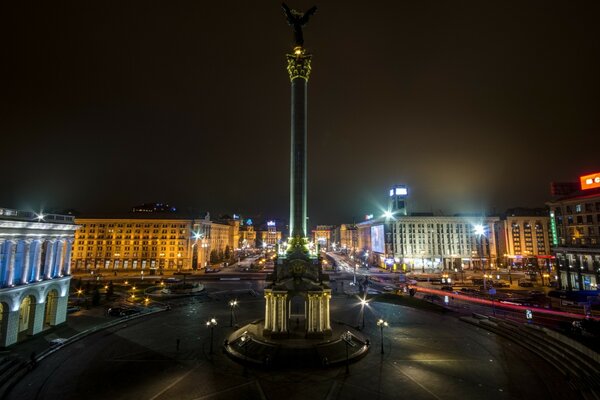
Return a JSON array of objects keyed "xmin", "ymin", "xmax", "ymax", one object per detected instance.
[
  {"xmin": 473, "ymin": 224, "xmax": 487, "ymax": 290},
  {"xmin": 377, "ymin": 318, "xmax": 388, "ymax": 354},
  {"xmin": 359, "ymin": 296, "xmax": 369, "ymax": 329},
  {"xmin": 229, "ymin": 299, "xmax": 238, "ymax": 327},
  {"xmin": 206, "ymin": 317, "xmax": 218, "ymax": 355}
]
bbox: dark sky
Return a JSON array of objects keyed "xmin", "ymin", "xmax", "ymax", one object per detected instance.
[{"xmin": 2, "ymin": 1, "xmax": 599, "ymax": 226}]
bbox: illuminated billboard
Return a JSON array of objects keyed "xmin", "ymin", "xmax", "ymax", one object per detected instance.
[
  {"xmin": 580, "ymin": 172, "xmax": 600, "ymax": 191},
  {"xmin": 371, "ymin": 225, "xmax": 385, "ymax": 254}
]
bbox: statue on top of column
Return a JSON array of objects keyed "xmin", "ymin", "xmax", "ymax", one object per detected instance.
[{"xmin": 282, "ymin": 3, "xmax": 317, "ymax": 47}]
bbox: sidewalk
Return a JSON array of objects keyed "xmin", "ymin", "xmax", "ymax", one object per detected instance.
[{"xmin": 7, "ymin": 306, "xmax": 113, "ymax": 361}]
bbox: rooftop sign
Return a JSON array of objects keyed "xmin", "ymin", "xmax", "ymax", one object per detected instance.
[{"xmin": 580, "ymin": 172, "xmax": 600, "ymax": 191}]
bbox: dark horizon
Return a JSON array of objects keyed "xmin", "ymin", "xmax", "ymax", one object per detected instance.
[{"xmin": 2, "ymin": 1, "xmax": 599, "ymax": 225}]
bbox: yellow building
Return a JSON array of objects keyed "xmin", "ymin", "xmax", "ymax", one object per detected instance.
[
  {"xmin": 497, "ymin": 214, "xmax": 551, "ymax": 267},
  {"xmin": 259, "ymin": 221, "xmax": 282, "ymax": 248},
  {"xmin": 339, "ymin": 224, "xmax": 358, "ymax": 252},
  {"xmin": 313, "ymin": 225, "xmax": 333, "ymax": 250},
  {"xmin": 240, "ymin": 225, "xmax": 257, "ymax": 249},
  {"xmin": 72, "ymin": 214, "xmax": 235, "ymax": 272}
]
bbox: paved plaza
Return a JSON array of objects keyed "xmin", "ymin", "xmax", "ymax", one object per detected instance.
[{"xmin": 8, "ymin": 281, "xmax": 575, "ymax": 400}]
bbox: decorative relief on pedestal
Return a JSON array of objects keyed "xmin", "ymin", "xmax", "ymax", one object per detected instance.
[{"xmin": 287, "ymin": 47, "xmax": 312, "ymax": 81}]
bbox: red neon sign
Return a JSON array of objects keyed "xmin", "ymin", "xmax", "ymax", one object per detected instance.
[{"xmin": 580, "ymin": 172, "xmax": 600, "ymax": 190}]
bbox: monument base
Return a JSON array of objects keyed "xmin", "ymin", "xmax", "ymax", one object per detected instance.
[{"xmin": 224, "ymin": 321, "xmax": 369, "ymax": 368}]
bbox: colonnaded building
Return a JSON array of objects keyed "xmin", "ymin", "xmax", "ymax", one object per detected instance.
[{"xmin": 0, "ymin": 208, "xmax": 77, "ymax": 347}]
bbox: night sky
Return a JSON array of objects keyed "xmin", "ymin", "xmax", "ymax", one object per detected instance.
[{"xmin": 2, "ymin": 1, "xmax": 599, "ymax": 225}]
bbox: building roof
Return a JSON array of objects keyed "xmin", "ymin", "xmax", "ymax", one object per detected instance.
[
  {"xmin": 547, "ymin": 187, "xmax": 600, "ymax": 203},
  {"xmin": 74, "ymin": 212, "xmax": 203, "ymax": 221}
]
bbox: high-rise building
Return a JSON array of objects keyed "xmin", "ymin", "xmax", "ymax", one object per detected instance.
[
  {"xmin": 547, "ymin": 171, "xmax": 600, "ymax": 291},
  {"xmin": 0, "ymin": 208, "xmax": 77, "ymax": 346},
  {"xmin": 336, "ymin": 224, "xmax": 358, "ymax": 253},
  {"xmin": 495, "ymin": 208, "xmax": 552, "ymax": 269},
  {"xmin": 388, "ymin": 184, "xmax": 408, "ymax": 215}
]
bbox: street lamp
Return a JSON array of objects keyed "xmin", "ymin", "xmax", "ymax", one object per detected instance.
[
  {"xmin": 206, "ymin": 317, "xmax": 218, "ymax": 355},
  {"xmin": 359, "ymin": 296, "xmax": 369, "ymax": 329},
  {"xmin": 377, "ymin": 318, "xmax": 388, "ymax": 354},
  {"xmin": 229, "ymin": 299, "xmax": 238, "ymax": 327},
  {"xmin": 239, "ymin": 331, "xmax": 250, "ymax": 375},
  {"xmin": 341, "ymin": 331, "xmax": 353, "ymax": 374},
  {"xmin": 474, "ymin": 224, "xmax": 487, "ymax": 290}
]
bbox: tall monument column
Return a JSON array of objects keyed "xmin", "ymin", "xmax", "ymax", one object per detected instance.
[{"xmin": 287, "ymin": 47, "xmax": 312, "ymax": 239}]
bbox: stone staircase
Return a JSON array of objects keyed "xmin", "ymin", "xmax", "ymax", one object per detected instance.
[
  {"xmin": 0, "ymin": 354, "xmax": 30, "ymax": 399},
  {"xmin": 461, "ymin": 313, "xmax": 600, "ymax": 400}
]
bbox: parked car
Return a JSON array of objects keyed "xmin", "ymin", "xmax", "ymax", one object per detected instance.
[
  {"xmin": 440, "ymin": 285, "xmax": 454, "ymax": 292},
  {"xmin": 66, "ymin": 305, "xmax": 81, "ymax": 313},
  {"xmin": 460, "ymin": 287, "xmax": 478, "ymax": 294},
  {"xmin": 423, "ymin": 294, "xmax": 442, "ymax": 302},
  {"xmin": 382, "ymin": 285, "xmax": 396, "ymax": 292},
  {"xmin": 108, "ymin": 307, "xmax": 125, "ymax": 316},
  {"xmin": 519, "ymin": 281, "xmax": 534, "ymax": 287}
]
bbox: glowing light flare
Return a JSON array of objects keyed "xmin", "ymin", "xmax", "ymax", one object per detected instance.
[{"xmin": 473, "ymin": 224, "xmax": 485, "ymax": 236}]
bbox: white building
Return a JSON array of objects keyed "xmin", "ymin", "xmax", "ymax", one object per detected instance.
[
  {"xmin": 0, "ymin": 208, "xmax": 77, "ymax": 347},
  {"xmin": 390, "ymin": 215, "xmax": 499, "ymax": 271}
]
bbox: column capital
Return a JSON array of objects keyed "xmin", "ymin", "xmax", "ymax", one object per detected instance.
[{"xmin": 286, "ymin": 47, "xmax": 312, "ymax": 81}]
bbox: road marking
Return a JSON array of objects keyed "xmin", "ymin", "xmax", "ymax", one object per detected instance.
[
  {"xmin": 148, "ymin": 367, "xmax": 196, "ymax": 400},
  {"xmin": 190, "ymin": 381, "xmax": 255, "ymax": 400}
]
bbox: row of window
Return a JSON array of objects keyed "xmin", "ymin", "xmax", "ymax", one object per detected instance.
[{"xmin": 82, "ymin": 223, "xmax": 189, "ymax": 228}]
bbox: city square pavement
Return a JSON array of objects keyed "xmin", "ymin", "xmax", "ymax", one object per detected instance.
[{"xmin": 8, "ymin": 280, "xmax": 576, "ymax": 400}]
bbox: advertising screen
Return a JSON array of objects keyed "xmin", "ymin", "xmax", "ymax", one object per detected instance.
[{"xmin": 371, "ymin": 225, "xmax": 385, "ymax": 254}]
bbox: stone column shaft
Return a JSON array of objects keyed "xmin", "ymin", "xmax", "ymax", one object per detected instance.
[
  {"xmin": 63, "ymin": 239, "xmax": 73, "ymax": 275},
  {"xmin": 44, "ymin": 240, "xmax": 56, "ymax": 279},
  {"xmin": 21, "ymin": 240, "xmax": 32, "ymax": 284},
  {"xmin": 33, "ymin": 240, "xmax": 43, "ymax": 281},
  {"xmin": 6, "ymin": 240, "xmax": 17, "ymax": 286},
  {"xmin": 54, "ymin": 240, "xmax": 65, "ymax": 277},
  {"xmin": 286, "ymin": 48, "xmax": 311, "ymax": 239}
]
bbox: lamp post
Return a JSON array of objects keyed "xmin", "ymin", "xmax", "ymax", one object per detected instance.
[
  {"xmin": 229, "ymin": 299, "xmax": 238, "ymax": 327},
  {"xmin": 341, "ymin": 331, "xmax": 352, "ymax": 374},
  {"xmin": 474, "ymin": 224, "xmax": 486, "ymax": 290},
  {"xmin": 206, "ymin": 317, "xmax": 217, "ymax": 355},
  {"xmin": 377, "ymin": 318, "xmax": 388, "ymax": 354},
  {"xmin": 239, "ymin": 331, "xmax": 249, "ymax": 375},
  {"xmin": 359, "ymin": 296, "xmax": 368, "ymax": 329}
]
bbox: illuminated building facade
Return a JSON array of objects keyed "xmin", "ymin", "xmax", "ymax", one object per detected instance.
[
  {"xmin": 71, "ymin": 214, "xmax": 236, "ymax": 272},
  {"xmin": 0, "ymin": 208, "xmax": 77, "ymax": 347},
  {"xmin": 312, "ymin": 225, "xmax": 333, "ymax": 250},
  {"xmin": 495, "ymin": 209, "xmax": 551, "ymax": 268},
  {"xmin": 390, "ymin": 216, "xmax": 499, "ymax": 271},
  {"xmin": 258, "ymin": 221, "xmax": 282, "ymax": 248},
  {"xmin": 548, "ymin": 172, "xmax": 600, "ymax": 291},
  {"xmin": 239, "ymin": 224, "xmax": 257, "ymax": 249},
  {"xmin": 358, "ymin": 214, "xmax": 499, "ymax": 271},
  {"xmin": 337, "ymin": 224, "xmax": 358, "ymax": 253}
]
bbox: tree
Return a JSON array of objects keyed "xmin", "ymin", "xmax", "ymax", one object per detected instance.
[
  {"xmin": 210, "ymin": 249, "xmax": 219, "ymax": 264},
  {"xmin": 106, "ymin": 281, "xmax": 114, "ymax": 300},
  {"xmin": 224, "ymin": 245, "xmax": 231, "ymax": 260},
  {"xmin": 92, "ymin": 286, "xmax": 100, "ymax": 306}
]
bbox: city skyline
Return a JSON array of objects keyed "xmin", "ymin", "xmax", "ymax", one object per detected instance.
[{"xmin": 2, "ymin": 1, "xmax": 599, "ymax": 225}]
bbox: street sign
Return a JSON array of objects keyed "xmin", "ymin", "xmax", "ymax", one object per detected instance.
[{"xmin": 488, "ymin": 288, "xmax": 496, "ymax": 295}]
